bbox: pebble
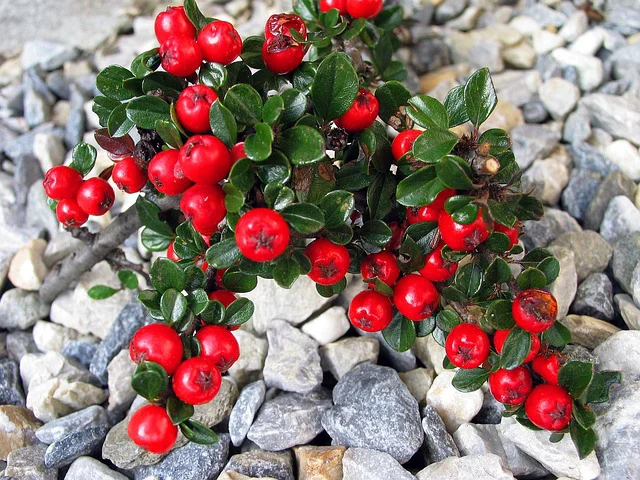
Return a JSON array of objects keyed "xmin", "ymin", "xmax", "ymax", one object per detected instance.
[
  {"xmin": 0, "ymin": 359, "xmax": 26, "ymax": 406},
  {"xmin": 6, "ymin": 331, "xmax": 38, "ymax": 362},
  {"xmin": 502, "ymin": 42, "xmax": 537, "ymax": 69},
  {"xmin": 473, "ymin": 389, "xmax": 505, "ymax": 425},
  {"xmin": 42, "ymin": 232, "xmax": 82, "ymax": 268},
  {"xmin": 416, "ymin": 453, "xmax": 516, "ymax": 480},
  {"xmin": 362, "ymin": 330, "xmax": 417, "ymax": 372},
  {"xmin": 522, "ymin": 207, "xmax": 581, "ymax": 250},
  {"xmin": 20, "ymin": 351, "xmax": 98, "ymax": 393},
  {"xmin": 322, "ymin": 363, "xmax": 423, "ymax": 464},
  {"xmin": 413, "ymin": 334, "xmax": 446, "ymax": 375},
  {"xmin": 295, "ymin": 445, "xmax": 345, "ymax": 480},
  {"xmin": 228, "ymin": 330, "xmax": 268, "ymax": 388},
  {"xmin": 559, "ymin": 11, "xmax": 588, "ymax": 41},
  {"xmin": 551, "ymin": 48, "xmax": 604, "ymax": 91},
  {"xmin": 522, "ymin": 157, "xmax": 569, "ymax": 205},
  {"xmin": 36, "ymin": 405, "xmax": 108, "ymax": 444},
  {"xmin": 563, "ymin": 314, "xmax": 620, "ymax": 349},
  {"xmin": 192, "ymin": 377, "xmax": 239, "ymax": 428},
  {"xmin": 320, "ymin": 337, "xmax": 379, "ymax": 380},
  {"xmin": 44, "ymin": 422, "xmax": 109, "ymax": 468},
  {"xmin": 64, "ymin": 83, "xmax": 86, "ymax": 149},
  {"xmin": 546, "ymin": 246, "xmax": 578, "ymax": 319},
  {"xmin": 561, "ymin": 169, "xmax": 602, "ymax": 220},
  {"xmin": 412, "ymin": 39, "xmax": 451, "ymax": 75},
  {"xmin": 399, "ymin": 368, "xmax": 434, "ymax": 406},
  {"xmin": 0, "ymin": 405, "xmax": 42, "ymax": 460},
  {"xmin": 571, "ymin": 142, "xmax": 617, "ymax": 176},
  {"xmin": 611, "ymin": 233, "xmax": 640, "ymax": 295},
  {"xmin": 26, "ymin": 376, "xmax": 107, "ymax": 422},
  {"xmin": 570, "ymin": 27, "xmax": 606, "ymax": 56},
  {"xmin": 20, "ymin": 41, "xmax": 79, "ymax": 71},
  {"xmin": 5, "ymin": 443, "xmax": 57, "ymax": 480},
  {"xmin": 32, "ymin": 132, "xmax": 65, "ymax": 173},
  {"xmin": 230, "ymin": 380, "xmax": 266, "ymax": 447},
  {"xmin": 434, "ymin": 0, "xmax": 467, "ymax": 24},
  {"xmin": 603, "ymin": 140, "xmax": 640, "ymax": 181},
  {"xmin": 571, "ymin": 273, "xmax": 616, "ymax": 321},
  {"xmin": 492, "ymin": 70, "xmax": 541, "ymax": 107},
  {"xmin": 532, "ymin": 30, "xmax": 565, "ymax": 55},
  {"xmin": 300, "ymin": 306, "xmax": 350, "ymax": 346},
  {"xmin": 510, "ymin": 123, "xmax": 561, "ymax": 169},
  {"xmin": 550, "ymin": 231, "xmax": 612, "ymax": 282},
  {"xmin": 7, "ymin": 239, "xmax": 49, "ymax": 291},
  {"xmin": 539, "ymin": 77, "xmax": 580, "ymax": 120},
  {"xmin": 421, "ymin": 405, "xmax": 459, "ymax": 464},
  {"xmin": 581, "ymin": 94, "xmax": 640, "ymax": 146},
  {"xmin": 584, "ymin": 171, "xmax": 638, "ymax": 231},
  {"xmin": 106, "ymin": 349, "xmax": 136, "ymax": 414},
  {"xmin": 600, "ymin": 196, "xmax": 640, "ymax": 243},
  {"xmin": 223, "ymin": 450, "xmax": 295, "ymax": 480},
  {"xmin": 64, "ymin": 456, "xmax": 128, "ymax": 480},
  {"xmin": 563, "ymin": 104, "xmax": 591, "ymax": 143},
  {"xmin": 522, "ymin": 100, "xmax": 548, "ymax": 123},
  {"xmin": 342, "ymin": 448, "xmax": 416, "ymax": 480},
  {"xmin": 426, "ymin": 371, "xmax": 483, "ymax": 433},
  {"xmin": 33, "ymin": 320, "xmax": 95, "ymax": 354},
  {"xmin": 593, "ymin": 331, "xmax": 640, "ymax": 383},
  {"xmin": 616, "ymin": 294, "xmax": 640, "ymax": 330},
  {"xmin": 62, "ymin": 341, "xmax": 97, "ymax": 369}
]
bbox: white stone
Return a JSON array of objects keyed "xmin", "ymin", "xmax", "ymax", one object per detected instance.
[
  {"xmin": 547, "ymin": 246, "xmax": 578, "ymax": 319},
  {"xmin": 532, "ymin": 30, "xmax": 565, "ymax": 55},
  {"xmin": 343, "ymin": 448, "xmax": 416, "ymax": 480},
  {"xmin": 33, "ymin": 133, "xmax": 66, "ymax": 172},
  {"xmin": 600, "ymin": 196, "xmax": 640, "ymax": 243},
  {"xmin": 426, "ymin": 371, "xmax": 483, "ymax": 433},
  {"xmin": 508, "ymin": 16, "xmax": 541, "ymax": 36},
  {"xmin": 413, "ymin": 335, "xmax": 447, "ymax": 374},
  {"xmin": 522, "ymin": 158, "xmax": 570, "ymax": 205},
  {"xmin": 581, "ymin": 94, "xmax": 640, "ymax": 146},
  {"xmin": 43, "ymin": 232, "xmax": 82, "ymax": 268},
  {"xmin": 559, "ymin": 11, "xmax": 589, "ymax": 42},
  {"xmin": 603, "ymin": 140, "xmax": 640, "ymax": 181},
  {"xmin": 570, "ymin": 28, "xmax": 606, "ymax": 56},
  {"xmin": 20, "ymin": 351, "xmax": 96, "ymax": 393},
  {"xmin": 502, "ymin": 42, "xmax": 537, "ymax": 69},
  {"xmin": 227, "ymin": 330, "xmax": 268, "ymax": 388},
  {"xmin": 539, "ymin": 78, "xmax": 581, "ymax": 121},
  {"xmin": 65, "ymin": 456, "xmax": 128, "ymax": 480},
  {"xmin": 107, "ymin": 349, "xmax": 137, "ymax": 412},
  {"xmin": 7, "ymin": 239, "xmax": 49, "ymax": 291},
  {"xmin": 32, "ymin": 320, "xmax": 96, "ymax": 353},
  {"xmin": 399, "ymin": 368, "xmax": 434, "ymax": 406},
  {"xmin": 593, "ymin": 331, "xmax": 640, "ymax": 382},
  {"xmin": 552, "ymin": 48, "xmax": 604, "ymax": 91},
  {"xmin": 301, "ymin": 306, "xmax": 350, "ymax": 345},
  {"xmin": 416, "ymin": 453, "xmax": 516, "ymax": 480},
  {"xmin": 27, "ymin": 378, "xmax": 107, "ymax": 422},
  {"xmin": 320, "ymin": 337, "xmax": 380, "ymax": 380}
]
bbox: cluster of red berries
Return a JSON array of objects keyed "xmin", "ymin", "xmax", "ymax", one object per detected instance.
[
  {"xmin": 127, "ymin": 322, "xmax": 240, "ymax": 453},
  {"xmin": 319, "ymin": 0, "xmax": 384, "ymax": 18}
]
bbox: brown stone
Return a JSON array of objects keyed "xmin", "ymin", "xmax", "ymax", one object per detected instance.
[
  {"xmin": 562, "ymin": 315, "xmax": 620, "ymax": 349},
  {"xmin": 294, "ymin": 445, "xmax": 346, "ymax": 480},
  {"xmin": 0, "ymin": 405, "xmax": 43, "ymax": 460}
]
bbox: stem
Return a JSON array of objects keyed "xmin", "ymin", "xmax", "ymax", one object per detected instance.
[{"xmin": 105, "ymin": 248, "xmax": 152, "ymax": 285}]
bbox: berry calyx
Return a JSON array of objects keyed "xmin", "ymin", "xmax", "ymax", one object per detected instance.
[
  {"xmin": 128, "ymin": 405, "xmax": 178, "ymax": 454},
  {"xmin": 230, "ymin": 142, "xmax": 247, "ymax": 163},
  {"xmin": 265, "ymin": 13, "xmax": 307, "ymax": 41},
  {"xmin": 176, "ymin": 85, "xmax": 218, "ymax": 134},
  {"xmin": 172, "ymin": 356, "xmax": 222, "ymax": 405},
  {"xmin": 418, "ymin": 244, "xmax": 458, "ymax": 283},
  {"xmin": 148, "ymin": 150, "xmax": 194, "ymax": 196},
  {"xmin": 320, "ymin": 0, "xmax": 348, "ymax": 15},
  {"xmin": 494, "ymin": 222, "xmax": 520, "ymax": 249},
  {"xmin": 348, "ymin": 290, "xmax": 393, "ymax": 332},
  {"xmin": 235, "ymin": 208, "xmax": 290, "ymax": 262},
  {"xmin": 532, "ymin": 354, "xmax": 561, "ymax": 385},
  {"xmin": 334, "ymin": 88, "xmax": 379, "ymax": 133},
  {"xmin": 392, "ymin": 129, "xmax": 422, "ymax": 161},
  {"xmin": 525, "ymin": 384, "xmax": 573, "ymax": 431},
  {"xmin": 56, "ymin": 198, "xmax": 89, "ymax": 227},
  {"xmin": 489, "ymin": 367, "xmax": 533, "ymax": 405},
  {"xmin": 445, "ymin": 323, "xmax": 491, "ymax": 369},
  {"xmin": 112, "ymin": 157, "xmax": 147, "ymax": 193},
  {"xmin": 154, "ymin": 6, "xmax": 196, "ymax": 44},
  {"xmin": 198, "ymin": 21, "xmax": 242, "ymax": 65},
  {"xmin": 195, "ymin": 325, "xmax": 240, "ymax": 372},
  {"xmin": 493, "ymin": 329, "xmax": 541, "ymax": 364},
  {"xmin": 129, "ymin": 323, "xmax": 183, "ymax": 375},
  {"xmin": 305, "ymin": 238, "xmax": 350, "ymax": 286},
  {"xmin": 392, "ymin": 274, "xmax": 439, "ymax": 321},
  {"xmin": 208, "ymin": 290, "xmax": 237, "ymax": 307},
  {"xmin": 361, "ymin": 250, "xmax": 401, "ymax": 287},
  {"xmin": 346, "ymin": 0, "xmax": 384, "ymax": 18},
  {"xmin": 76, "ymin": 178, "xmax": 115, "ymax": 216},
  {"xmin": 438, "ymin": 208, "xmax": 491, "ymax": 252},
  {"xmin": 43, "ymin": 166, "xmax": 83, "ymax": 200},
  {"xmin": 262, "ymin": 34, "xmax": 305, "ymax": 75},
  {"xmin": 512, "ymin": 289, "xmax": 558, "ymax": 333},
  {"xmin": 179, "ymin": 135, "xmax": 232, "ymax": 185},
  {"xmin": 159, "ymin": 36, "xmax": 202, "ymax": 77},
  {"xmin": 180, "ymin": 184, "xmax": 226, "ymax": 236}
]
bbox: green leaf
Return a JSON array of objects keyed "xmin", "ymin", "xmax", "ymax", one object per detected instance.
[
  {"xmin": 141, "ymin": 72, "xmax": 183, "ymax": 99},
  {"xmin": 92, "ymin": 96, "xmax": 121, "ymax": 127},
  {"xmin": 569, "ymin": 421, "xmax": 597, "ymax": 460},
  {"xmin": 573, "ymin": 401, "xmax": 596, "ymax": 430},
  {"xmin": 280, "ymin": 88, "xmax": 308, "ymax": 125},
  {"xmin": 155, "ymin": 119, "xmax": 183, "ymax": 149},
  {"xmin": 398, "ymin": 236, "xmax": 426, "ymax": 274},
  {"xmin": 325, "ymin": 224, "xmax": 353, "ymax": 245},
  {"xmin": 167, "ymin": 396, "xmax": 194, "ymax": 425},
  {"xmin": 538, "ymin": 257, "xmax": 560, "ymax": 285},
  {"xmin": 375, "ymin": 80, "xmax": 411, "ymax": 124},
  {"xmin": 436, "ymin": 155, "xmax": 474, "ymax": 189},
  {"xmin": 245, "ymin": 123, "xmax": 274, "ymax": 162},
  {"xmin": 183, "ymin": 0, "xmax": 209, "ymax": 31},
  {"xmin": 320, "ymin": 190, "xmax": 355, "ymax": 229},
  {"xmin": 225, "ymin": 84, "xmax": 263, "ymax": 126},
  {"xmin": 107, "ymin": 103, "xmax": 134, "ymax": 138},
  {"xmin": 209, "ymin": 100, "xmax": 238, "ymax": 149},
  {"xmin": 487, "ymin": 199, "xmax": 517, "ymax": 228},
  {"xmin": 405, "ymin": 222, "xmax": 439, "ymax": 254},
  {"xmin": 559, "ymin": 361, "xmax": 594, "ymax": 398},
  {"xmin": 343, "ymin": 17, "xmax": 366, "ymax": 39},
  {"xmin": 382, "ymin": 61, "xmax": 408, "ymax": 82},
  {"xmin": 372, "ymin": 31, "xmax": 393, "ymax": 74},
  {"xmin": 515, "ymin": 195, "xmax": 544, "ymax": 221},
  {"xmin": 273, "ymin": 256, "xmax": 301, "ymax": 289},
  {"xmin": 131, "ymin": 361, "xmax": 169, "ymax": 401},
  {"xmin": 228, "ymin": 158, "xmax": 256, "ymax": 192},
  {"xmin": 367, "ymin": 172, "xmax": 396, "ymax": 220},
  {"xmin": 585, "ymin": 371, "xmax": 621, "ymax": 404},
  {"xmin": 382, "ymin": 313, "xmax": 416, "ymax": 352},
  {"xmin": 135, "ymin": 196, "xmax": 174, "ymax": 237},
  {"xmin": 224, "ymin": 298, "xmax": 255, "ymax": 326},
  {"xmin": 222, "ymin": 266, "xmax": 258, "ymax": 293},
  {"xmin": 279, "ymin": 125, "xmax": 326, "ymax": 165},
  {"xmin": 87, "ymin": 285, "xmax": 119, "ymax": 300},
  {"xmin": 160, "ymin": 289, "xmax": 188, "ymax": 325},
  {"xmin": 336, "ymin": 161, "xmax": 376, "ymax": 191},
  {"xmin": 150, "ymin": 258, "xmax": 186, "ymax": 293},
  {"xmin": 464, "ymin": 67, "xmax": 498, "ymax": 127},
  {"xmin": 311, "ymin": 52, "xmax": 359, "ymax": 121},
  {"xmin": 199, "ymin": 62, "xmax": 227, "ymax": 90},
  {"xmin": 141, "ymin": 227, "xmax": 172, "ymax": 251},
  {"xmin": 130, "ymin": 48, "xmax": 161, "ymax": 78},
  {"xmin": 256, "ymin": 151, "xmax": 292, "ymax": 185},
  {"xmin": 223, "ymin": 184, "xmax": 245, "ymax": 213},
  {"xmin": 180, "ymin": 419, "xmax": 220, "ymax": 445},
  {"xmin": 396, "ymin": 167, "xmax": 445, "ymax": 207},
  {"xmin": 517, "ymin": 267, "xmax": 548, "ymax": 290},
  {"xmin": 118, "ymin": 270, "xmax": 139, "ymax": 290},
  {"xmin": 263, "ymin": 95, "xmax": 285, "ymax": 126},
  {"xmin": 126, "ymin": 96, "xmax": 170, "ymax": 129},
  {"xmin": 452, "ymin": 368, "xmax": 489, "ymax": 392},
  {"xmin": 500, "ymin": 327, "xmax": 532, "ymax": 370},
  {"xmin": 241, "ymin": 36, "xmax": 266, "ymax": 69},
  {"xmin": 359, "ymin": 220, "xmax": 392, "ymax": 247},
  {"xmin": 542, "ymin": 321, "xmax": 572, "ymax": 348},
  {"xmin": 455, "ymin": 263, "xmax": 483, "ymax": 298},
  {"xmin": 485, "ymin": 299, "xmax": 516, "ymax": 330},
  {"xmin": 485, "ymin": 257, "xmax": 513, "ymax": 284},
  {"xmin": 184, "ymin": 266, "xmax": 206, "ymax": 291},
  {"xmin": 292, "ymin": 0, "xmax": 318, "ymax": 21},
  {"xmin": 486, "ymin": 232, "xmax": 512, "ymax": 253},
  {"xmin": 264, "ymin": 183, "xmax": 295, "ymax": 211},
  {"xmin": 411, "ymin": 128, "xmax": 459, "ymax": 164},
  {"xmin": 138, "ymin": 290, "xmax": 161, "ymax": 311},
  {"xmin": 444, "ymin": 84, "xmax": 469, "ymax": 128},
  {"xmin": 407, "ymin": 94, "xmax": 449, "ymax": 130},
  {"xmin": 293, "ymin": 63, "xmax": 317, "ymax": 94},
  {"xmin": 450, "ymin": 203, "xmax": 479, "ymax": 225},
  {"xmin": 281, "ymin": 203, "xmax": 325, "ymax": 234},
  {"xmin": 478, "ymin": 129, "xmax": 511, "ymax": 156},
  {"xmin": 200, "ymin": 300, "xmax": 225, "ymax": 325},
  {"xmin": 436, "ymin": 309, "xmax": 461, "ymax": 333},
  {"xmin": 96, "ymin": 65, "xmax": 137, "ymax": 101},
  {"xmin": 316, "ymin": 277, "xmax": 347, "ymax": 297},
  {"xmin": 69, "ymin": 143, "xmax": 97, "ymax": 176},
  {"xmin": 206, "ymin": 238, "xmax": 242, "ymax": 269}
]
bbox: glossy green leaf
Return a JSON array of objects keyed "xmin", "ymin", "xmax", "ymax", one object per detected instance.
[
  {"xmin": 279, "ymin": 125, "xmax": 326, "ymax": 165},
  {"xmin": 245, "ymin": 122, "xmax": 274, "ymax": 162},
  {"xmin": 411, "ymin": 128, "xmax": 459, "ymax": 164},
  {"xmin": 69, "ymin": 143, "xmax": 97, "ymax": 176},
  {"xmin": 444, "ymin": 84, "xmax": 469, "ymax": 127},
  {"xmin": 464, "ymin": 67, "xmax": 498, "ymax": 127},
  {"xmin": 209, "ymin": 100, "xmax": 238, "ymax": 148},
  {"xmin": 96, "ymin": 65, "xmax": 137, "ymax": 101},
  {"xmin": 225, "ymin": 84, "xmax": 263, "ymax": 126},
  {"xmin": 559, "ymin": 361, "xmax": 594, "ymax": 398},
  {"xmin": 382, "ymin": 313, "xmax": 416, "ymax": 352},
  {"xmin": 500, "ymin": 327, "xmax": 532, "ymax": 370},
  {"xmin": 206, "ymin": 238, "xmax": 242, "ymax": 269},
  {"xmin": 126, "ymin": 96, "xmax": 170, "ymax": 129},
  {"xmin": 87, "ymin": 285, "xmax": 119, "ymax": 300},
  {"xmin": 452, "ymin": 368, "xmax": 489, "ymax": 393},
  {"xmin": 311, "ymin": 52, "xmax": 359, "ymax": 120},
  {"xmin": 407, "ymin": 94, "xmax": 449, "ymax": 130},
  {"xmin": 281, "ymin": 203, "xmax": 325, "ymax": 233}
]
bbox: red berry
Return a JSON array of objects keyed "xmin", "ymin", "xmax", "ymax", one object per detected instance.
[
  {"xmin": 494, "ymin": 223, "xmax": 520, "ymax": 249},
  {"xmin": 172, "ymin": 356, "xmax": 222, "ymax": 405},
  {"xmin": 195, "ymin": 325, "xmax": 240, "ymax": 372},
  {"xmin": 179, "ymin": 135, "xmax": 232, "ymax": 185},
  {"xmin": 406, "ymin": 188, "xmax": 456, "ymax": 224},
  {"xmin": 148, "ymin": 150, "xmax": 194, "ymax": 196},
  {"xmin": 56, "ymin": 198, "xmax": 89, "ymax": 227},
  {"xmin": 512, "ymin": 289, "xmax": 558, "ymax": 333},
  {"xmin": 489, "ymin": 367, "xmax": 533, "ymax": 405},
  {"xmin": 112, "ymin": 157, "xmax": 147, "ymax": 194},
  {"xmin": 128, "ymin": 405, "xmax": 178, "ymax": 454},
  {"xmin": 265, "ymin": 14, "xmax": 307, "ymax": 41},
  {"xmin": 214, "ymin": 269, "xmax": 227, "ymax": 288},
  {"xmin": 43, "ymin": 166, "xmax": 83, "ymax": 200},
  {"xmin": 391, "ymin": 130, "xmax": 422, "ymax": 161},
  {"xmin": 361, "ymin": 251, "xmax": 400, "ymax": 287},
  {"xmin": 208, "ymin": 290, "xmax": 237, "ymax": 307},
  {"xmin": 262, "ymin": 35, "xmax": 305, "ymax": 75},
  {"xmin": 305, "ymin": 238, "xmax": 350, "ymax": 286},
  {"xmin": 129, "ymin": 323, "xmax": 183, "ymax": 375},
  {"xmin": 445, "ymin": 323, "xmax": 491, "ymax": 369},
  {"xmin": 320, "ymin": 0, "xmax": 348, "ymax": 15},
  {"xmin": 176, "ymin": 85, "xmax": 218, "ymax": 134},
  {"xmin": 76, "ymin": 178, "xmax": 114, "ymax": 216},
  {"xmin": 493, "ymin": 329, "xmax": 541, "ymax": 364},
  {"xmin": 532, "ymin": 354, "xmax": 561, "ymax": 385},
  {"xmin": 438, "ymin": 208, "xmax": 490, "ymax": 252},
  {"xmin": 154, "ymin": 6, "xmax": 196, "ymax": 44},
  {"xmin": 235, "ymin": 208, "xmax": 290, "ymax": 262},
  {"xmin": 386, "ymin": 221, "xmax": 406, "ymax": 251},
  {"xmin": 159, "ymin": 36, "xmax": 202, "ymax": 77},
  {"xmin": 525, "ymin": 384, "xmax": 573, "ymax": 431},
  {"xmin": 334, "ymin": 88, "xmax": 379, "ymax": 133},
  {"xmin": 198, "ymin": 21, "xmax": 242, "ymax": 65},
  {"xmin": 230, "ymin": 142, "xmax": 247, "ymax": 163},
  {"xmin": 180, "ymin": 184, "xmax": 226, "ymax": 236},
  {"xmin": 167, "ymin": 241, "xmax": 180, "ymax": 262},
  {"xmin": 418, "ymin": 243, "xmax": 458, "ymax": 283},
  {"xmin": 348, "ymin": 290, "xmax": 393, "ymax": 332},
  {"xmin": 346, "ymin": 0, "xmax": 383, "ymax": 18},
  {"xmin": 393, "ymin": 274, "xmax": 439, "ymax": 321}
]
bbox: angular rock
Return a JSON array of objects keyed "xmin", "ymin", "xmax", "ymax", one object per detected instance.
[
  {"xmin": 601, "ymin": 196, "xmax": 640, "ymax": 243},
  {"xmin": 230, "ymin": 380, "xmax": 266, "ymax": 447},
  {"xmin": 300, "ymin": 306, "xmax": 350, "ymax": 346},
  {"xmin": 228, "ymin": 330, "xmax": 268, "ymax": 388},
  {"xmin": 342, "ymin": 448, "xmax": 416, "ymax": 480},
  {"xmin": 616, "ymin": 294, "xmax": 640, "ymax": 330},
  {"xmin": 603, "ymin": 140, "xmax": 640, "ymax": 181},
  {"xmin": 62, "ymin": 341, "xmax": 97, "ymax": 369},
  {"xmin": 64, "ymin": 456, "xmax": 128, "ymax": 480},
  {"xmin": 322, "ymin": 363, "xmax": 423, "ymax": 464},
  {"xmin": 7, "ymin": 239, "xmax": 49, "ymax": 291},
  {"xmin": 502, "ymin": 42, "xmax": 536, "ymax": 69},
  {"xmin": 192, "ymin": 378, "xmax": 239, "ymax": 428},
  {"xmin": 20, "ymin": 41, "xmax": 78, "ymax": 71},
  {"xmin": 571, "ymin": 273, "xmax": 615, "ymax": 321},
  {"xmin": 612, "ymin": 232, "xmax": 640, "ymax": 295},
  {"xmin": 521, "ymin": 157, "xmax": 569, "ymax": 205},
  {"xmin": 33, "ymin": 320, "xmax": 95, "ymax": 353},
  {"xmin": 5, "ymin": 443, "xmax": 57, "ymax": 480},
  {"xmin": 561, "ymin": 169, "xmax": 602, "ymax": 220},
  {"xmin": 399, "ymin": 368, "xmax": 434, "ymax": 406},
  {"xmin": 473, "ymin": 389, "xmax": 505, "ymax": 425},
  {"xmin": 559, "ymin": 11, "xmax": 588, "ymax": 41},
  {"xmin": 525, "ymin": 3, "xmax": 566, "ymax": 27},
  {"xmin": 563, "ymin": 104, "xmax": 592, "ymax": 144},
  {"xmin": 426, "ymin": 371, "xmax": 483, "ymax": 433},
  {"xmin": 0, "ymin": 406, "xmax": 42, "ymax": 461},
  {"xmin": 0, "ymin": 288, "xmax": 50, "ymax": 330},
  {"xmin": 44, "ymin": 423, "xmax": 109, "ymax": 468},
  {"xmin": 107, "ymin": 349, "xmax": 136, "ymax": 413},
  {"xmin": 546, "ymin": 246, "xmax": 578, "ymax": 319},
  {"xmin": 20, "ymin": 351, "xmax": 98, "ymax": 393},
  {"xmin": 594, "ymin": 331, "xmax": 640, "ymax": 382},
  {"xmin": 539, "ymin": 77, "xmax": 580, "ymax": 120},
  {"xmin": 6, "ymin": 331, "xmax": 38, "ymax": 362},
  {"xmin": 413, "ymin": 334, "xmax": 446, "ymax": 375},
  {"xmin": 571, "ymin": 142, "xmax": 617, "ymax": 175},
  {"xmin": 584, "ymin": 172, "xmax": 638, "ymax": 231},
  {"xmin": 0, "ymin": 359, "xmax": 25, "ymax": 406},
  {"xmin": 224, "ymin": 450, "xmax": 294, "ymax": 480},
  {"xmin": 522, "ymin": 208, "xmax": 581, "ymax": 250},
  {"xmin": 36, "ymin": 405, "xmax": 108, "ymax": 444},
  {"xmin": 550, "ymin": 231, "xmax": 612, "ymax": 282},
  {"xmin": 320, "ymin": 337, "xmax": 379, "ymax": 380},
  {"xmin": 563, "ymin": 315, "xmax": 620, "ymax": 349},
  {"xmin": 552, "ymin": 48, "xmax": 604, "ymax": 91},
  {"xmin": 26, "ymin": 376, "xmax": 107, "ymax": 422},
  {"xmin": 416, "ymin": 453, "xmax": 515, "ymax": 480},
  {"xmin": 263, "ymin": 320, "xmax": 322, "ymax": 394},
  {"xmin": 42, "ymin": 232, "xmax": 82, "ymax": 268},
  {"xmin": 361, "ymin": 330, "xmax": 416, "ymax": 372},
  {"xmin": 294, "ymin": 446, "xmax": 345, "ymax": 480},
  {"xmin": 532, "ymin": 30, "xmax": 565, "ymax": 55},
  {"xmin": 522, "ymin": 100, "xmax": 548, "ymax": 124},
  {"xmin": 581, "ymin": 94, "xmax": 640, "ymax": 146},
  {"xmin": 434, "ymin": 0, "xmax": 467, "ymax": 24},
  {"xmin": 33, "ymin": 132, "xmax": 66, "ymax": 173},
  {"xmin": 511, "ymin": 124, "xmax": 561, "ymax": 169},
  {"xmin": 421, "ymin": 405, "xmax": 459, "ymax": 465}
]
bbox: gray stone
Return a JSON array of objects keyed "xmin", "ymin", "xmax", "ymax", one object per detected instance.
[
  {"xmin": 473, "ymin": 390, "xmax": 505, "ymax": 425},
  {"xmin": 492, "ymin": 70, "xmax": 542, "ymax": 108},
  {"xmin": 581, "ymin": 94, "xmax": 640, "ymax": 146},
  {"xmin": 435, "ymin": 0, "xmax": 467, "ymax": 23},
  {"xmin": 616, "ymin": 294, "xmax": 640, "ymax": 330},
  {"xmin": 539, "ymin": 77, "xmax": 580, "ymax": 120},
  {"xmin": 227, "ymin": 330, "xmax": 268, "ymax": 388},
  {"xmin": 610, "ymin": 42, "xmax": 640, "ymax": 80},
  {"xmin": 322, "ymin": 363, "xmax": 423, "ymax": 464},
  {"xmin": 20, "ymin": 351, "xmax": 98, "ymax": 394},
  {"xmin": 563, "ymin": 105, "xmax": 592, "ymax": 144},
  {"xmin": 33, "ymin": 320, "xmax": 96, "ymax": 354},
  {"xmin": 552, "ymin": 48, "xmax": 604, "ymax": 91},
  {"xmin": 36, "ymin": 405, "xmax": 108, "ymax": 444},
  {"xmin": 192, "ymin": 378, "xmax": 239, "ymax": 429},
  {"xmin": 3, "ymin": 123, "xmax": 64, "ymax": 164},
  {"xmin": 62, "ymin": 341, "xmax": 97, "ymax": 369},
  {"xmin": 301, "ymin": 306, "xmax": 350, "ymax": 346},
  {"xmin": 550, "ymin": 231, "xmax": 612, "ymax": 282},
  {"xmin": 223, "ymin": 450, "xmax": 294, "ymax": 480},
  {"xmin": 412, "ymin": 38, "xmax": 451, "ymax": 75},
  {"xmin": 416, "ymin": 453, "xmax": 516, "ymax": 480},
  {"xmin": 594, "ymin": 331, "xmax": 640, "ymax": 382},
  {"xmin": 0, "ymin": 359, "xmax": 25, "ymax": 406},
  {"xmin": 64, "ymin": 456, "xmax": 128, "ymax": 480},
  {"xmin": 421, "ymin": 405, "xmax": 459, "ymax": 465},
  {"xmin": 248, "ymin": 389, "xmax": 332, "ymax": 451},
  {"xmin": 21, "ymin": 41, "xmax": 79, "ymax": 71},
  {"xmin": 6, "ymin": 331, "xmax": 38, "ymax": 362},
  {"xmin": 565, "ymin": 344, "xmax": 596, "ymax": 364},
  {"xmin": 106, "ymin": 349, "xmax": 136, "ymax": 413},
  {"xmin": 26, "ymin": 183, "xmax": 58, "ymax": 237},
  {"xmin": 511, "ymin": 124, "xmax": 561, "ymax": 169},
  {"xmin": 5, "ymin": 443, "xmax": 57, "ymax": 480},
  {"xmin": 320, "ymin": 337, "xmax": 380, "ymax": 380},
  {"xmin": 23, "ymin": 84, "xmax": 52, "ymax": 129},
  {"xmin": 44, "ymin": 423, "xmax": 109, "ymax": 468},
  {"xmin": 562, "ymin": 315, "xmax": 620, "ymax": 349},
  {"xmin": 569, "ymin": 143, "xmax": 617, "ymax": 176},
  {"xmin": 65, "ymin": 84, "xmax": 86, "ymax": 149},
  {"xmin": 133, "ymin": 434, "xmax": 230, "ymax": 480},
  {"xmin": 572, "ymin": 273, "xmax": 615, "ymax": 321},
  {"xmin": 42, "ymin": 232, "xmax": 82, "ymax": 268},
  {"xmin": 522, "ymin": 207, "xmax": 581, "ymax": 250},
  {"xmin": 600, "ymin": 196, "xmax": 640, "ymax": 243},
  {"xmin": 263, "ymin": 320, "xmax": 322, "ymax": 394},
  {"xmin": 584, "ymin": 171, "xmax": 638, "ymax": 231},
  {"xmin": 362, "ymin": 330, "xmax": 416, "ymax": 372},
  {"xmin": 612, "ymin": 233, "xmax": 640, "ymax": 294},
  {"xmin": 467, "ymin": 40, "xmax": 504, "ymax": 73},
  {"xmin": 547, "ymin": 246, "xmax": 578, "ymax": 319},
  {"xmin": 342, "ymin": 448, "xmax": 416, "ymax": 480},
  {"xmin": 522, "ymin": 158, "xmax": 569, "ymax": 205},
  {"xmin": 603, "ymin": 140, "xmax": 640, "ymax": 182},
  {"xmin": 525, "ymin": 3, "xmax": 567, "ymax": 27},
  {"xmin": 522, "ymin": 101, "xmax": 548, "ymax": 124},
  {"xmin": 45, "ymin": 70, "xmax": 70, "ymax": 100},
  {"xmin": 230, "ymin": 380, "xmax": 266, "ymax": 447},
  {"xmin": 0, "ymin": 288, "xmax": 50, "ymax": 330}
]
